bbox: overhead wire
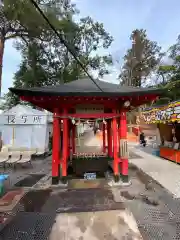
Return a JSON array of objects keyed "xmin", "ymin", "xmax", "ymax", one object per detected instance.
[{"xmin": 29, "ymin": 0, "xmax": 103, "ymax": 92}]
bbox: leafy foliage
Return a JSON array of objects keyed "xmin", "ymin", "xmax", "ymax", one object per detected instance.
[
  {"xmin": 0, "ymin": 0, "xmax": 74, "ymax": 94},
  {"xmin": 155, "ymin": 35, "xmax": 180, "ymax": 104},
  {"xmin": 157, "ymin": 65, "xmax": 176, "ymax": 84},
  {"xmin": 119, "ymin": 29, "xmax": 161, "ymax": 87},
  {"xmin": 3, "ymin": 0, "xmax": 113, "ymax": 108}
]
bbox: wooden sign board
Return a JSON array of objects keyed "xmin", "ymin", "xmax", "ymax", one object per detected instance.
[
  {"xmin": 0, "ymin": 115, "xmax": 47, "ymax": 125},
  {"xmin": 76, "ymin": 104, "xmax": 104, "ymax": 114}
]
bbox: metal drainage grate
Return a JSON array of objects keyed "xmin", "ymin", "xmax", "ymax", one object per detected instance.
[
  {"xmin": 136, "ymin": 207, "xmax": 175, "ymax": 224},
  {"xmin": 175, "ymin": 222, "xmax": 180, "ymax": 240},
  {"xmin": 138, "ymin": 223, "xmax": 176, "ymax": 240},
  {"xmin": 0, "ymin": 212, "xmax": 55, "ymax": 240},
  {"xmin": 163, "ymin": 198, "xmax": 180, "ymax": 215},
  {"xmin": 128, "ymin": 202, "xmax": 177, "ymax": 240}
]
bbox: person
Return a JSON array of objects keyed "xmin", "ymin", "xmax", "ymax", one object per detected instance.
[
  {"xmin": 139, "ymin": 132, "xmax": 146, "ymax": 147},
  {"xmin": 93, "ymin": 126, "xmax": 97, "ymax": 135},
  {"xmin": 93, "ymin": 121, "xmax": 99, "ymax": 135}
]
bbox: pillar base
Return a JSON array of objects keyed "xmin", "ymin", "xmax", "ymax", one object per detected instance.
[
  {"xmin": 108, "ymin": 174, "xmax": 131, "ymax": 187},
  {"xmin": 61, "ymin": 176, "xmax": 68, "ymax": 184},
  {"xmin": 114, "ymin": 174, "xmax": 120, "ymax": 183},
  {"xmin": 108, "ymin": 174, "xmax": 123, "ymax": 187},
  {"xmin": 121, "ymin": 174, "xmax": 129, "ymax": 183},
  {"xmin": 52, "ymin": 176, "xmax": 59, "ymax": 185}
]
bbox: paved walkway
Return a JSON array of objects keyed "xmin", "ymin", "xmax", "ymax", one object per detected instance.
[
  {"xmin": 49, "ymin": 209, "xmax": 143, "ymax": 240},
  {"xmin": 48, "ymin": 132, "xmax": 144, "ymax": 240},
  {"xmin": 49, "ymin": 134, "xmax": 180, "ymax": 239},
  {"xmin": 88, "ymin": 130, "xmax": 180, "ymax": 199},
  {"xmin": 129, "ymin": 144, "xmax": 180, "ymax": 198},
  {"xmin": 2, "ymin": 132, "xmax": 180, "ymax": 239},
  {"xmin": 76, "ymin": 130, "xmax": 102, "ymax": 153},
  {"xmin": 83, "ymin": 131, "xmax": 180, "ymax": 199}
]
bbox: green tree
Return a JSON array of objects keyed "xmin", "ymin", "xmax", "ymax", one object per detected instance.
[
  {"xmin": 47, "ymin": 16, "xmax": 113, "ymax": 83},
  {"xmin": 157, "ymin": 65, "xmax": 176, "ymax": 84},
  {"xmin": 155, "ymin": 35, "xmax": 180, "ymax": 103},
  {"xmin": 119, "ymin": 29, "xmax": 161, "ymax": 87},
  {"xmin": 4, "ymin": 40, "xmax": 50, "ymax": 108},
  {"xmin": 0, "ymin": 0, "xmax": 76, "ymax": 95},
  {"xmin": 4, "ymin": 3, "xmax": 113, "ymax": 108}
]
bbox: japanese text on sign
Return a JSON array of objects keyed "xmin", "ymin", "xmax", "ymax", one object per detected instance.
[
  {"xmin": 3, "ymin": 115, "xmax": 44, "ymax": 125},
  {"xmin": 76, "ymin": 104, "xmax": 104, "ymax": 113}
]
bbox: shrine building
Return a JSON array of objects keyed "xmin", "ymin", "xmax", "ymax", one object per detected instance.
[{"xmin": 9, "ymin": 78, "xmax": 163, "ymax": 184}]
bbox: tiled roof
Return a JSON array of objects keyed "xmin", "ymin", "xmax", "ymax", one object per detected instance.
[{"xmin": 9, "ymin": 78, "xmax": 163, "ymax": 97}]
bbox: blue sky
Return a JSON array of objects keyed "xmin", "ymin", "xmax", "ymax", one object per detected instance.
[{"xmin": 2, "ymin": 0, "xmax": 180, "ymax": 94}]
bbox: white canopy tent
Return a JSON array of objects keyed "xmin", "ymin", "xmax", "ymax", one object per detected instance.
[{"xmin": 0, "ymin": 104, "xmax": 52, "ymax": 152}]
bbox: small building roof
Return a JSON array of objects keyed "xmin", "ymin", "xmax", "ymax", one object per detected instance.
[
  {"xmin": 9, "ymin": 78, "xmax": 163, "ymax": 97},
  {"xmin": 2, "ymin": 104, "xmax": 45, "ymax": 116}
]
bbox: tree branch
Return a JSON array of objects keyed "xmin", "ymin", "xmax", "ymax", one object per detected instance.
[
  {"xmin": 8, "ymin": 28, "xmax": 27, "ymax": 33},
  {"xmin": 20, "ymin": 36, "xmax": 29, "ymax": 47},
  {"xmin": 5, "ymin": 33, "xmax": 29, "ymax": 40}
]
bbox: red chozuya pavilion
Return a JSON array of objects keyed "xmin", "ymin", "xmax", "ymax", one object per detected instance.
[{"xmin": 9, "ymin": 78, "xmax": 163, "ymax": 185}]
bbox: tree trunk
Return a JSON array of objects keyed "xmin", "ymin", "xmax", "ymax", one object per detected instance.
[
  {"xmin": 161, "ymin": 73, "xmax": 165, "ymax": 85},
  {"xmin": 0, "ymin": 37, "xmax": 5, "ymax": 96}
]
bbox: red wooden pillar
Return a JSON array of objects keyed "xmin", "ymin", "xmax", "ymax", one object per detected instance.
[
  {"xmin": 107, "ymin": 119, "xmax": 113, "ymax": 157},
  {"xmin": 67, "ymin": 120, "xmax": 71, "ymax": 159},
  {"xmin": 102, "ymin": 123, "xmax": 106, "ymax": 153},
  {"xmin": 62, "ymin": 108, "xmax": 68, "ymax": 181},
  {"xmin": 118, "ymin": 117, "xmax": 121, "ymax": 163},
  {"xmin": 52, "ymin": 109, "xmax": 60, "ymax": 184},
  {"xmin": 112, "ymin": 111, "xmax": 119, "ymax": 182},
  {"xmin": 72, "ymin": 124, "xmax": 76, "ymax": 154},
  {"xmin": 119, "ymin": 111, "xmax": 129, "ymax": 182}
]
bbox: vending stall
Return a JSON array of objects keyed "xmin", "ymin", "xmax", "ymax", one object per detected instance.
[{"xmin": 142, "ymin": 100, "xmax": 180, "ymax": 163}]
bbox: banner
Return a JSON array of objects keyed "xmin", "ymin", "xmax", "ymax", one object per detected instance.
[{"xmin": 142, "ymin": 101, "xmax": 180, "ymax": 124}]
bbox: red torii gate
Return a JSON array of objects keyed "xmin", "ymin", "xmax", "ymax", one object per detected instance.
[{"xmin": 9, "ymin": 78, "xmax": 162, "ymax": 184}]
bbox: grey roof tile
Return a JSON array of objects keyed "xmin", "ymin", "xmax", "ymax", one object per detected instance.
[{"xmin": 9, "ymin": 78, "xmax": 163, "ymax": 97}]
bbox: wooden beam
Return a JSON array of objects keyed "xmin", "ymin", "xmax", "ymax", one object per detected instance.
[{"xmin": 20, "ymin": 94, "xmax": 159, "ymax": 113}]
